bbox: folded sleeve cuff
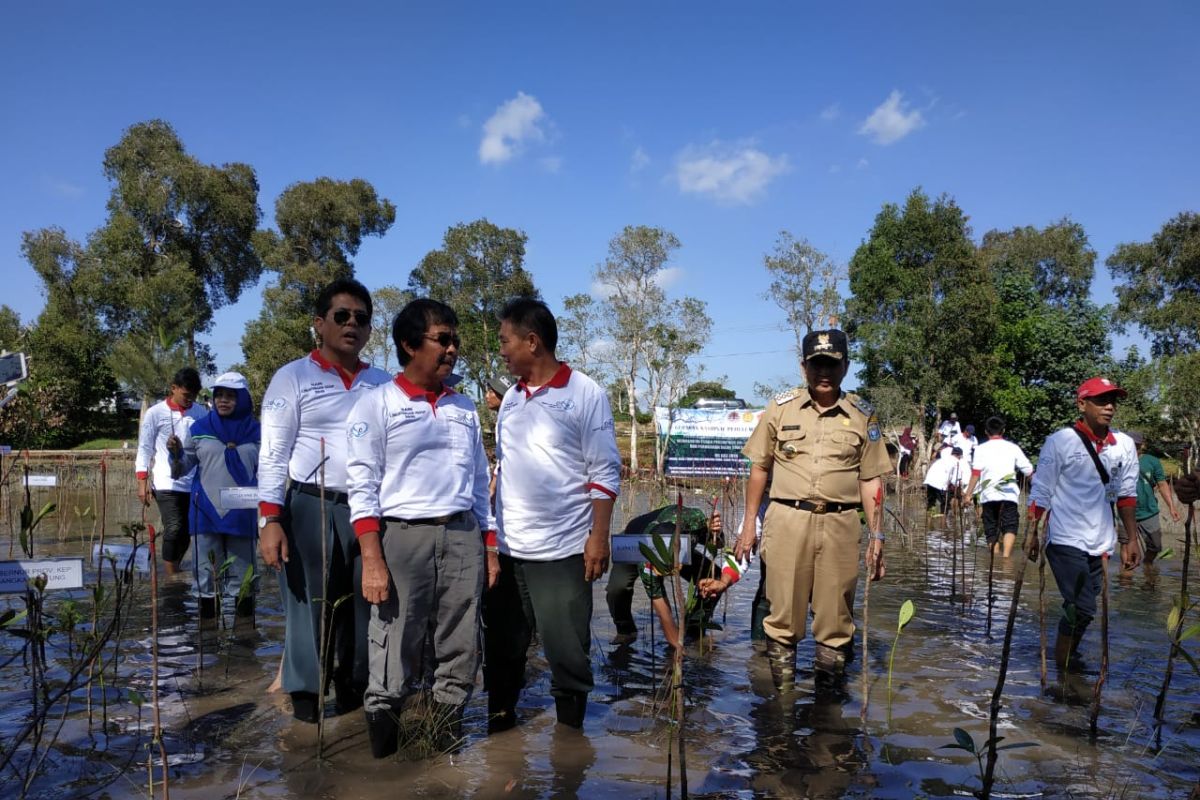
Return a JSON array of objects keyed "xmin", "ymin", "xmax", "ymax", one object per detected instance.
[
  {"xmin": 971, "ymin": 469, "xmax": 982, "ymax": 478},
  {"xmin": 1116, "ymin": 497, "xmax": 1136, "ymax": 509},
  {"xmin": 136, "ymin": 471, "xmax": 148, "ymax": 480},
  {"xmin": 353, "ymin": 518, "xmax": 380, "ymax": 537},
  {"xmin": 484, "ymin": 529, "xmax": 498, "ymax": 547},
  {"xmin": 259, "ymin": 501, "xmax": 283, "ymax": 517},
  {"xmin": 587, "ymin": 482, "xmax": 617, "ymax": 500},
  {"xmin": 1027, "ymin": 502, "xmax": 1045, "ymax": 521},
  {"xmin": 721, "ymin": 565, "xmax": 742, "ymax": 585}
]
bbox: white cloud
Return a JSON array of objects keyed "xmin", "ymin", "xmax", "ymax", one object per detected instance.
[
  {"xmin": 819, "ymin": 103, "xmax": 841, "ymax": 122},
  {"xmin": 479, "ymin": 91, "xmax": 547, "ymax": 165},
  {"xmin": 630, "ymin": 146, "xmax": 650, "ymax": 173},
  {"xmin": 654, "ymin": 266, "xmax": 684, "ymax": 291},
  {"xmin": 539, "ymin": 156, "xmax": 563, "ymax": 174},
  {"xmin": 673, "ymin": 141, "xmax": 790, "ymax": 205},
  {"xmin": 858, "ymin": 90, "xmax": 925, "ymax": 145}
]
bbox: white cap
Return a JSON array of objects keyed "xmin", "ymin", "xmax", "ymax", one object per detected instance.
[{"xmin": 211, "ymin": 371, "xmax": 249, "ymax": 392}]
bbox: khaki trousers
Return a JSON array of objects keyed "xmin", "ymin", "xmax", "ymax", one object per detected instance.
[{"xmin": 760, "ymin": 502, "xmax": 861, "ymax": 648}]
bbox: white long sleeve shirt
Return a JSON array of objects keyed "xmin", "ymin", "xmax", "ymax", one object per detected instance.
[
  {"xmin": 924, "ymin": 455, "xmax": 968, "ymax": 491},
  {"xmin": 495, "ymin": 363, "xmax": 622, "ymax": 560},
  {"xmin": 346, "ymin": 376, "xmax": 494, "ymax": 537},
  {"xmin": 1028, "ymin": 423, "xmax": 1138, "ymax": 556},
  {"xmin": 258, "ymin": 350, "xmax": 391, "ymax": 515},
  {"xmin": 135, "ymin": 398, "xmax": 206, "ymax": 492},
  {"xmin": 970, "ymin": 436, "xmax": 1033, "ymax": 504}
]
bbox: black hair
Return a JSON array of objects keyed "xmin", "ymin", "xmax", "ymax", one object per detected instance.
[
  {"xmin": 500, "ymin": 297, "xmax": 557, "ymax": 353},
  {"xmin": 393, "ymin": 299, "xmax": 459, "ymax": 366},
  {"xmin": 316, "ymin": 277, "xmax": 373, "ymax": 318},
  {"xmin": 985, "ymin": 416, "xmax": 1005, "ymax": 436},
  {"xmin": 171, "ymin": 367, "xmax": 201, "ymax": 393}
]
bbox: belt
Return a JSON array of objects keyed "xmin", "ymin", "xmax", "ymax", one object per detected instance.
[
  {"xmin": 771, "ymin": 498, "xmax": 861, "ymax": 515},
  {"xmin": 295, "ymin": 482, "xmax": 349, "ymax": 506},
  {"xmin": 383, "ymin": 510, "xmax": 467, "ymax": 527}
]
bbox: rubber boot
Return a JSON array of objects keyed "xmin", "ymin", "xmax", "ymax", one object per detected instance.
[
  {"xmin": 554, "ymin": 691, "xmax": 587, "ymax": 729},
  {"xmin": 290, "ymin": 691, "xmax": 319, "ymax": 724},
  {"xmin": 199, "ymin": 595, "xmax": 217, "ymax": 621},
  {"xmin": 765, "ymin": 639, "xmax": 796, "ymax": 693},
  {"xmin": 365, "ymin": 710, "xmax": 399, "ymax": 759},
  {"xmin": 432, "ymin": 702, "xmax": 466, "ymax": 752},
  {"xmin": 334, "ymin": 679, "xmax": 365, "ymax": 715},
  {"xmin": 1055, "ymin": 629, "xmax": 1087, "ymax": 673},
  {"xmin": 487, "ymin": 671, "xmax": 520, "ymax": 734}
]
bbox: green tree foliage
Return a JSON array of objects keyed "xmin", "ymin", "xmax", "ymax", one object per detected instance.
[
  {"xmin": 1, "ymin": 229, "xmax": 117, "ymax": 447},
  {"xmin": 0, "ymin": 306, "xmax": 21, "ymax": 352},
  {"xmin": 982, "ymin": 222, "xmax": 1112, "ymax": 451},
  {"xmin": 361, "ymin": 285, "xmax": 413, "ymax": 373},
  {"xmin": 407, "ymin": 219, "xmax": 538, "ymax": 394},
  {"xmin": 844, "ymin": 189, "xmax": 998, "ymax": 458},
  {"xmin": 91, "ymin": 119, "xmax": 262, "ymax": 370},
  {"xmin": 677, "ymin": 379, "xmax": 736, "ymax": 408},
  {"xmin": 1108, "ymin": 212, "xmax": 1200, "ymax": 357},
  {"xmin": 762, "ymin": 231, "xmax": 843, "ymax": 378},
  {"xmin": 1108, "ymin": 212, "xmax": 1200, "ymax": 460},
  {"xmin": 559, "ymin": 292, "xmax": 606, "ymax": 381},
  {"xmin": 241, "ymin": 178, "xmax": 396, "ymax": 397}
]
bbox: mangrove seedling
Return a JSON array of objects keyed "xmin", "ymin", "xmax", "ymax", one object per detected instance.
[
  {"xmin": 887, "ymin": 599, "xmax": 916, "ymax": 723},
  {"xmin": 941, "ymin": 726, "xmax": 1035, "ymax": 799}
]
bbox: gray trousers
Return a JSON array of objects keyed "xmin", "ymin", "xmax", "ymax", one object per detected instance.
[
  {"xmin": 365, "ymin": 512, "xmax": 484, "ymax": 713},
  {"xmin": 193, "ymin": 533, "xmax": 256, "ymax": 600},
  {"xmin": 280, "ymin": 487, "xmax": 369, "ymax": 696}
]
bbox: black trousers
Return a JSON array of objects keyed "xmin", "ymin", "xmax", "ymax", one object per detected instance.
[{"xmin": 155, "ymin": 490, "xmax": 191, "ymax": 564}]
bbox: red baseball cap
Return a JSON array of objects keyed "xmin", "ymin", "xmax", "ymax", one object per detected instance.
[{"xmin": 1076, "ymin": 376, "xmax": 1127, "ymax": 400}]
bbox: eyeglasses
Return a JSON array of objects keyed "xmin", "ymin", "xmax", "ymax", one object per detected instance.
[
  {"xmin": 424, "ymin": 332, "xmax": 461, "ymax": 349},
  {"xmin": 331, "ymin": 309, "xmax": 371, "ymax": 327}
]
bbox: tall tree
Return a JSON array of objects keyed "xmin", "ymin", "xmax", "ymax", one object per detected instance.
[
  {"xmin": 1108, "ymin": 212, "xmax": 1200, "ymax": 460},
  {"xmin": 981, "ymin": 222, "xmax": 1110, "ymax": 451},
  {"xmin": 361, "ymin": 285, "xmax": 413, "ymax": 373},
  {"xmin": 241, "ymin": 178, "xmax": 396, "ymax": 396},
  {"xmin": 844, "ymin": 189, "xmax": 998, "ymax": 461},
  {"xmin": 762, "ymin": 231, "xmax": 843, "ymax": 377},
  {"xmin": 559, "ymin": 292, "xmax": 606, "ymax": 380},
  {"xmin": 0, "ymin": 306, "xmax": 21, "ymax": 352},
  {"xmin": 643, "ymin": 297, "xmax": 714, "ymax": 470},
  {"xmin": 407, "ymin": 219, "xmax": 538, "ymax": 394},
  {"xmin": 91, "ymin": 119, "xmax": 262, "ymax": 366}
]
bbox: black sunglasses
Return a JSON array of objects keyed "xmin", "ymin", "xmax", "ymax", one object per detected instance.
[
  {"xmin": 424, "ymin": 332, "xmax": 461, "ymax": 349},
  {"xmin": 331, "ymin": 309, "xmax": 371, "ymax": 327}
]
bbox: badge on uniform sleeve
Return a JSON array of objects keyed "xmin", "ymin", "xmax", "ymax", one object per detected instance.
[{"xmin": 867, "ymin": 421, "xmax": 881, "ymax": 441}]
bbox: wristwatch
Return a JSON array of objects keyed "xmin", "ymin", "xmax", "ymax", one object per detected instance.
[{"xmin": 259, "ymin": 515, "xmax": 281, "ymax": 529}]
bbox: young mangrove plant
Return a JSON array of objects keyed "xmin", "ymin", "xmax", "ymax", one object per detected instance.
[
  {"xmin": 1154, "ymin": 501, "xmax": 1195, "ymax": 748},
  {"xmin": 941, "ymin": 726, "xmax": 1035, "ymax": 799},
  {"xmin": 887, "ymin": 599, "xmax": 916, "ymax": 724}
]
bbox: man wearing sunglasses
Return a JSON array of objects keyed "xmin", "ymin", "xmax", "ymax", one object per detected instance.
[
  {"xmin": 1026, "ymin": 376, "xmax": 1141, "ymax": 675},
  {"xmin": 346, "ymin": 299, "xmax": 495, "ymax": 757},
  {"xmin": 258, "ymin": 278, "xmax": 392, "ymax": 724}
]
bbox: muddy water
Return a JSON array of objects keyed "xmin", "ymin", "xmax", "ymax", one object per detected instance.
[{"xmin": 2, "ymin": 482, "xmax": 1199, "ymax": 799}]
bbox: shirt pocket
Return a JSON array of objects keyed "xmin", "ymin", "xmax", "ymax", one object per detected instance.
[
  {"xmin": 775, "ymin": 427, "xmax": 806, "ymax": 459},
  {"xmin": 830, "ymin": 429, "xmax": 864, "ymax": 465}
]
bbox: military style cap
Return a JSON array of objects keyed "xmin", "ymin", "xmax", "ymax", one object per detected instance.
[
  {"xmin": 486, "ymin": 374, "xmax": 515, "ymax": 396},
  {"xmin": 651, "ymin": 505, "xmax": 708, "ymax": 536},
  {"xmin": 802, "ymin": 329, "xmax": 848, "ymax": 362}
]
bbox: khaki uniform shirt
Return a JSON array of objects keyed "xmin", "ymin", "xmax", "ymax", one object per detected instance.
[{"xmin": 743, "ymin": 388, "xmax": 892, "ymax": 504}]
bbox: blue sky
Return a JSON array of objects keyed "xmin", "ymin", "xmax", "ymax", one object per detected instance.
[{"xmin": 3, "ymin": 2, "xmax": 1198, "ymax": 402}]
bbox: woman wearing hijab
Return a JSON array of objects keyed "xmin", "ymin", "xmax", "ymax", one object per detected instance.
[{"xmin": 169, "ymin": 372, "xmax": 261, "ymax": 620}]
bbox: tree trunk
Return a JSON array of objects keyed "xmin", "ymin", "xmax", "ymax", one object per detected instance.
[{"xmin": 626, "ymin": 374, "xmax": 639, "ymax": 472}]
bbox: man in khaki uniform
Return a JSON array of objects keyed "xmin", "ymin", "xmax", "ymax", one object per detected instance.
[{"xmin": 735, "ymin": 329, "xmax": 890, "ymax": 689}]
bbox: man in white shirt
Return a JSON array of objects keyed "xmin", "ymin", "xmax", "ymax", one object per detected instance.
[
  {"xmin": 135, "ymin": 367, "xmax": 205, "ymax": 574},
  {"xmin": 937, "ymin": 412, "xmax": 961, "ymax": 443},
  {"xmin": 347, "ymin": 299, "xmax": 495, "ymax": 757},
  {"xmin": 964, "ymin": 416, "xmax": 1033, "ymax": 558},
  {"xmin": 257, "ymin": 278, "xmax": 392, "ymax": 723},
  {"xmin": 924, "ymin": 446, "xmax": 967, "ymax": 514},
  {"xmin": 1027, "ymin": 376, "xmax": 1141, "ymax": 672},
  {"xmin": 951, "ymin": 424, "xmax": 978, "ymax": 463},
  {"xmin": 484, "ymin": 298, "xmax": 621, "ymax": 733}
]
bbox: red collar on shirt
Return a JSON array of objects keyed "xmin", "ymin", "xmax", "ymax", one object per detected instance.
[
  {"xmin": 516, "ymin": 362, "xmax": 572, "ymax": 398},
  {"xmin": 1074, "ymin": 419, "xmax": 1116, "ymax": 451},
  {"xmin": 394, "ymin": 373, "xmax": 455, "ymax": 405},
  {"xmin": 310, "ymin": 349, "xmax": 368, "ymax": 390},
  {"xmin": 988, "ymin": 435, "xmax": 1003, "ymax": 440},
  {"xmin": 165, "ymin": 397, "xmax": 191, "ymax": 412}
]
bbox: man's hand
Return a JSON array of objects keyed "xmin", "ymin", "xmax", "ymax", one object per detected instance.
[
  {"xmin": 259, "ymin": 521, "xmax": 288, "ymax": 570},
  {"xmin": 361, "ymin": 554, "xmax": 390, "ymax": 604},
  {"xmin": 1120, "ymin": 538, "xmax": 1143, "ymax": 571},
  {"xmin": 1170, "ymin": 506, "xmax": 1181, "ymax": 522},
  {"xmin": 486, "ymin": 550, "xmax": 500, "ymax": 590},
  {"xmin": 708, "ymin": 511, "xmax": 723, "ymax": 535},
  {"xmin": 137, "ymin": 478, "xmax": 150, "ymax": 507},
  {"xmin": 865, "ymin": 538, "xmax": 886, "ymax": 581},
  {"xmin": 734, "ymin": 518, "xmax": 757, "ymax": 562},
  {"xmin": 1025, "ymin": 527, "xmax": 1040, "ymax": 563},
  {"xmin": 583, "ymin": 530, "xmax": 610, "ymax": 582},
  {"xmin": 698, "ymin": 576, "xmax": 729, "ymax": 599},
  {"xmin": 165, "ymin": 434, "xmax": 183, "ymax": 456}
]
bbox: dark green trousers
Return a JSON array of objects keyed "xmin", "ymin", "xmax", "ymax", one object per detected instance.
[{"xmin": 484, "ymin": 552, "xmax": 593, "ymax": 714}]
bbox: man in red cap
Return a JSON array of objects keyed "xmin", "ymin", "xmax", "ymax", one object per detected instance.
[{"xmin": 1026, "ymin": 376, "xmax": 1142, "ymax": 673}]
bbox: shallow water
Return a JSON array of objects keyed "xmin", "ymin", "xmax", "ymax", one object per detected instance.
[{"xmin": 2, "ymin": 481, "xmax": 1198, "ymax": 799}]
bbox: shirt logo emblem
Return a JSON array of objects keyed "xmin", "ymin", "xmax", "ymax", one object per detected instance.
[
  {"xmin": 349, "ymin": 421, "xmax": 369, "ymax": 438},
  {"xmin": 540, "ymin": 399, "xmax": 576, "ymax": 412},
  {"xmin": 263, "ymin": 397, "xmax": 289, "ymax": 412}
]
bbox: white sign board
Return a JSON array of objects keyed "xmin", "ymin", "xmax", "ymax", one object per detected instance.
[
  {"xmin": 220, "ymin": 487, "xmax": 260, "ymax": 509},
  {"xmin": 611, "ymin": 534, "xmax": 692, "ymax": 565},
  {"xmin": 0, "ymin": 558, "xmax": 85, "ymax": 593},
  {"xmin": 93, "ymin": 542, "xmax": 151, "ymax": 573},
  {"xmin": 23, "ymin": 475, "xmax": 57, "ymax": 488}
]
